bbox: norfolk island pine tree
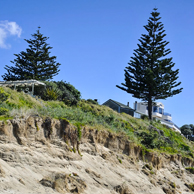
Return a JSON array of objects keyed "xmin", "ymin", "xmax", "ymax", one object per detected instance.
[
  {"xmin": 2, "ymin": 27, "xmax": 61, "ymax": 81},
  {"xmin": 116, "ymin": 8, "xmax": 183, "ymax": 120}
]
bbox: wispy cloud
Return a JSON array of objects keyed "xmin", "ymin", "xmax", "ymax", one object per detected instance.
[{"xmin": 0, "ymin": 20, "xmax": 22, "ymax": 49}]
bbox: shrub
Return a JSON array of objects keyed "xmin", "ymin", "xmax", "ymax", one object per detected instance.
[
  {"xmin": 139, "ymin": 131, "xmax": 158, "ymax": 148},
  {"xmin": 188, "ymin": 152, "xmax": 194, "ymax": 158},
  {"xmin": 75, "ymin": 122, "xmax": 83, "ymax": 141},
  {"xmin": 105, "ymin": 114, "xmax": 115, "ymax": 124},
  {"xmin": 179, "ymin": 143, "xmax": 190, "ymax": 151},
  {"xmin": 180, "ymin": 124, "xmax": 193, "ymax": 136},
  {"xmin": 57, "ymin": 81, "xmax": 81, "ymax": 101},
  {"xmin": 141, "ymin": 114, "xmax": 149, "ymax": 120},
  {"xmin": 37, "ymin": 80, "xmax": 81, "ymax": 105},
  {"xmin": 160, "ymin": 146, "xmax": 178, "ymax": 154},
  {"xmin": 86, "ymin": 99, "xmax": 98, "ymax": 105},
  {"xmin": 0, "ymin": 88, "xmax": 9, "ymax": 102},
  {"xmin": 0, "ymin": 107, "xmax": 9, "ymax": 115},
  {"xmin": 185, "ymin": 167, "xmax": 194, "ymax": 174}
]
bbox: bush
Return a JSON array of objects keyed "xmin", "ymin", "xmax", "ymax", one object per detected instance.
[
  {"xmin": 139, "ymin": 131, "xmax": 158, "ymax": 148},
  {"xmin": 0, "ymin": 88, "xmax": 9, "ymax": 102},
  {"xmin": 86, "ymin": 99, "xmax": 98, "ymax": 105},
  {"xmin": 185, "ymin": 167, "xmax": 194, "ymax": 174},
  {"xmin": 43, "ymin": 88, "xmax": 59, "ymax": 101},
  {"xmin": 141, "ymin": 114, "xmax": 148, "ymax": 120},
  {"xmin": 35, "ymin": 80, "xmax": 81, "ymax": 105},
  {"xmin": 180, "ymin": 124, "xmax": 193, "ymax": 136},
  {"xmin": 0, "ymin": 107, "xmax": 9, "ymax": 115},
  {"xmin": 57, "ymin": 81, "xmax": 81, "ymax": 101}
]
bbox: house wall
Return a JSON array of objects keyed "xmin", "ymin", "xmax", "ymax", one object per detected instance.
[
  {"xmin": 134, "ymin": 102, "xmax": 167, "ymax": 119},
  {"xmin": 134, "ymin": 102, "xmax": 148, "ymax": 115},
  {"xmin": 120, "ymin": 107, "xmax": 134, "ymax": 117},
  {"xmin": 103, "ymin": 100, "xmax": 134, "ymax": 116}
]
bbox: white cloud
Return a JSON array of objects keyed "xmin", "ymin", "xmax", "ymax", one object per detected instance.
[{"xmin": 0, "ymin": 20, "xmax": 22, "ymax": 49}]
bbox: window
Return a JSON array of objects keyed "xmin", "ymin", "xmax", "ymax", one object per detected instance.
[
  {"xmin": 159, "ymin": 108, "xmax": 163, "ymax": 114},
  {"xmin": 153, "ymin": 106, "xmax": 158, "ymax": 112}
]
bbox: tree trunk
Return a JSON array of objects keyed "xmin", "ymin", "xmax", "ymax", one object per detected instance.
[{"xmin": 148, "ymin": 98, "xmax": 152, "ymax": 120}]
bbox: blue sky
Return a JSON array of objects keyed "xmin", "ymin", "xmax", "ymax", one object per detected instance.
[{"xmin": 0, "ymin": 0, "xmax": 193, "ymax": 127}]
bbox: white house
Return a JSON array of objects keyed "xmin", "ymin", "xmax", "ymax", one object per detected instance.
[{"xmin": 134, "ymin": 101, "xmax": 181, "ymax": 133}]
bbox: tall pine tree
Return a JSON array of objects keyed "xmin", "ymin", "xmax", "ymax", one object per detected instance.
[
  {"xmin": 116, "ymin": 8, "xmax": 183, "ymax": 120},
  {"xmin": 2, "ymin": 27, "xmax": 61, "ymax": 81}
]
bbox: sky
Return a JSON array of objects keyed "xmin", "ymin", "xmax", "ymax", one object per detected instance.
[{"xmin": 0, "ymin": 0, "xmax": 193, "ymax": 127}]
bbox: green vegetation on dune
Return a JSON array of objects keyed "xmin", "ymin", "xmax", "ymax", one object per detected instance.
[{"xmin": 0, "ymin": 87, "xmax": 193, "ymax": 158}]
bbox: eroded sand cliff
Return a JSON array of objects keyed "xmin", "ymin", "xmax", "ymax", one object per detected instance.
[{"xmin": 0, "ymin": 116, "xmax": 194, "ymax": 194}]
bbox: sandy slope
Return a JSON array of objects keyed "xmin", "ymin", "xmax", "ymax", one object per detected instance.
[{"xmin": 0, "ymin": 117, "xmax": 194, "ymax": 194}]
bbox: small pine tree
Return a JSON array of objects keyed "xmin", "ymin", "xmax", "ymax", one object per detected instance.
[
  {"xmin": 2, "ymin": 27, "xmax": 61, "ymax": 81},
  {"xmin": 116, "ymin": 8, "xmax": 183, "ymax": 120}
]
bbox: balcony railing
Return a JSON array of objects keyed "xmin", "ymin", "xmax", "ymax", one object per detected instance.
[
  {"xmin": 163, "ymin": 112, "xmax": 171, "ymax": 116},
  {"xmin": 174, "ymin": 124, "xmax": 180, "ymax": 130}
]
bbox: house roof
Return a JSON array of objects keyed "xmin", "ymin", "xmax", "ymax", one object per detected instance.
[{"xmin": 103, "ymin": 99, "xmax": 134, "ymax": 110}]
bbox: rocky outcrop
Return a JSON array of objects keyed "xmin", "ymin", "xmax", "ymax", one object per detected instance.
[
  {"xmin": 0, "ymin": 116, "xmax": 194, "ymax": 193},
  {"xmin": 40, "ymin": 173, "xmax": 87, "ymax": 194}
]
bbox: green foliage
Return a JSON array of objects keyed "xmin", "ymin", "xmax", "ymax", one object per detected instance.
[
  {"xmin": 0, "ymin": 87, "xmax": 43, "ymax": 118},
  {"xmin": 0, "ymin": 88, "xmax": 9, "ymax": 102},
  {"xmin": 72, "ymin": 147, "xmax": 76, "ymax": 153},
  {"xmin": 141, "ymin": 114, "xmax": 149, "ymax": 120},
  {"xmin": 43, "ymin": 88, "xmax": 59, "ymax": 101},
  {"xmin": 46, "ymin": 101, "xmax": 66, "ymax": 109},
  {"xmin": 75, "ymin": 122, "xmax": 84, "ymax": 141},
  {"xmin": 0, "ymin": 115, "xmax": 13, "ymax": 122},
  {"xmin": 57, "ymin": 81, "xmax": 81, "ymax": 101},
  {"xmin": 116, "ymin": 8, "xmax": 182, "ymax": 120},
  {"xmin": 190, "ymin": 124, "xmax": 194, "ymax": 134},
  {"xmin": 159, "ymin": 147, "xmax": 178, "ymax": 154},
  {"xmin": 186, "ymin": 183, "xmax": 194, "ymax": 191},
  {"xmin": 185, "ymin": 167, "xmax": 194, "ymax": 174},
  {"xmin": 2, "ymin": 86, "xmax": 194, "ymax": 158},
  {"xmin": 188, "ymin": 152, "xmax": 194, "ymax": 158},
  {"xmin": 35, "ymin": 122, "xmax": 40, "ymax": 131},
  {"xmin": 2, "ymin": 27, "xmax": 61, "ymax": 81},
  {"xmin": 180, "ymin": 124, "xmax": 193, "ymax": 136},
  {"xmin": 4, "ymin": 87, "xmax": 41, "ymax": 109},
  {"xmin": 169, "ymin": 182, "xmax": 176, "ymax": 189},
  {"xmin": 179, "ymin": 144, "xmax": 190, "ymax": 151},
  {"xmin": 118, "ymin": 158, "xmax": 122, "ymax": 164},
  {"xmin": 150, "ymin": 171, "xmax": 155, "ymax": 175},
  {"xmin": 36, "ymin": 99, "xmax": 194, "ymax": 156},
  {"xmin": 143, "ymin": 164, "xmax": 153, "ymax": 171},
  {"xmin": 138, "ymin": 130, "xmax": 166, "ymax": 149},
  {"xmin": 0, "ymin": 107, "xmax": 9, "ymax": 115},
  {"xmin": 86, "ymin": 99, "xmax": 98, "ymax": 105},
  {"xmin": 59, "ymin": 117, "xmax": 70, "ymax": 123},
  {"xmin": 35, "ymin": 80, "xmax": 81, "ymax": 105}
]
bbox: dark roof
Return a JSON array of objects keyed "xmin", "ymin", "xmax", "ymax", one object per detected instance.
[{"xmin": 103, "ymin": 99, "xmax": 134, "ymax": 110}]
